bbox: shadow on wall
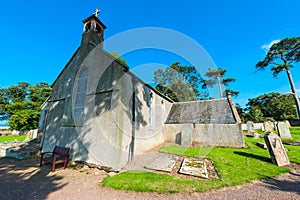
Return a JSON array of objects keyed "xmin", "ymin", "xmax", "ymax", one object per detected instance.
[
  {"xmin": 42, "ymin": 99, "xmax": 92, "ymax": 163},
  {"xmin": 91, "ymin": 61, "xmax": 148, "ymax": 162},
  {"xmin": 94, "ymin": 62, "xmax": 147, "ymax": 128},
  {"xmin": 0, "ymin": 157, "xmax": 67, "ymax": 199}
]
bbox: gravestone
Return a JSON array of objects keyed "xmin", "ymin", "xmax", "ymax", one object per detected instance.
[
  {"xmin": 179, "ymin": 158, "xmax": 208, "ymax": 178},
  {"xmin": 32, "ymin": 129, "xmax": 38, "ymax": 139},
  {"xmin": 25, "ymin": 131, "xmax": 33, "ymax": 141},
  {"xmin": 264, "ymin": 132, "xmax": 290, "ymax": 166},
  {"xmin": 144, "ymin": 154, "xmax": 178, "ymax": 172},
  {"xmin": 264, "ymin": 121, "xmax": 274, "ymax": 133},
  {"xmin": 284, "ymin": 120, "xmax": 291, "ymax": 127},
  {"xmin": 246, "ymin": 121, "xmax": 255, "ymax": 133},
  {"xmin": 181, "ymin": 126, "xmax": 193, "ymax": 147},
  {"xmin": 277, "ymin": 121, "xmax": 292, "ymax": 139}
]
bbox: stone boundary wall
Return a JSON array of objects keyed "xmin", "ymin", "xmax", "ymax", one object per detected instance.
[
  {"xmin": 163, "ymin": 123, "xmax": 244, "ymax": 148},
  {"xmin": 241, "ymin": 123, "xmax": 264, "ymax": 131}
]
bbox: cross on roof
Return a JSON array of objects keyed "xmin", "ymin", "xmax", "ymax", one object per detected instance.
[{"xmin": 94, "ymin": 8, "xmax": 101, "ymax": 17}]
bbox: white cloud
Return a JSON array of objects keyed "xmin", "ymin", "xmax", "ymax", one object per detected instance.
[{"xmin": 261, "ymin": 39, "xmax": 280, "ymax": 52}]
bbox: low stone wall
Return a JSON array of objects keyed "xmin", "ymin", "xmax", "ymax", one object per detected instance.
[
  {"xmin": 241, "ymin": 123, "xmax": 264, "ymax": 131},
  {"xmin": 163, "ymin": 123, "xmax": 244, "ymax": 148}
]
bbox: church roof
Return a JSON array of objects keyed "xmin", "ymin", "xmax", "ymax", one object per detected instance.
[
  {"xmin": 82, "ymin": 14, "xmax": 107, "ymax": 29},
  {"xmin": 165, "ymin": 98, "xmax": 236, "ymax": 124}
]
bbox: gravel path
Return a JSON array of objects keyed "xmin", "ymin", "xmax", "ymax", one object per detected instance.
[{"xmin": 0, "ymin": 156, "xmax": 299, "ymax": 200}]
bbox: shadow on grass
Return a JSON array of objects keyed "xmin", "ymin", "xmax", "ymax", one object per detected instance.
[
  {"xmin": 0, "ymin": 156, "xmax": 67, "ymax": 200},
  {"xmin": 233, "ymin": 151, "xmax": 272, "ymax": 163},
  {"xmin": 262, "ymin": 176, "xmax": 300, "ymax": 195}
]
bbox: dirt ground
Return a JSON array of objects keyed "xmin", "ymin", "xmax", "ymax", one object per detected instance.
[{"xmin": 0, "ymin": 156, "xmax": 300, "ymax": 200}]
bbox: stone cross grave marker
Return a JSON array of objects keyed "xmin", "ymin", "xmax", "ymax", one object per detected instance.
[
  {"xmin": 264, "ymin": 121, "xmax": 274, "ymax": 133},
  {"xmin": 277, "ymin": 121, "xmax": 292, "ymax": 139},
  {"xmin": 264, "ymin": 132, "xmax": 290, "ymax": 166}
]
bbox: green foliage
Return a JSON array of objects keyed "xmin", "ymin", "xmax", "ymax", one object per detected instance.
[
  {"xmin": 0, "ymin": 82, "xmax": 51, "ymax": 131},
  {"xmin": 235, "ymin": 103, "xmax": 246, "ymax": 123},
  {"xmin": 256, "ymin": 37, "xmax": 300, "ymax": 77},
  {"xmin": 7, "ymin": 109, "xmax": 41, "ymax": 131},
  {"xmin": 153, "ymin": 62, "xmax": 206, "ymax": 102},
  {"xmin": 103, "ymin": 129, "xmax": 300, "ymax": 193},
  {"xmin": 202, "ymin": 68, "xmax": 239, "ymax": 98},
  {"xmin": 256, "ymin": 37, "xmax": 300, "ymax": 118},
  {"xmin": 110, "ymin": 51, "xmax": 127, "ymax": 65},
  {"xmin": 244, "ymin": 92, "xmax": 298, "ymax": 122}
]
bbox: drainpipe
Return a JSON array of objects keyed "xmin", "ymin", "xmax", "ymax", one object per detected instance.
[{"xmin": 129, "ymin": 77, "xmax": 136, "ymax": 161}]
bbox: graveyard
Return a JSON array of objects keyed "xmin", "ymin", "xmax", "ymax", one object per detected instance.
[
  {"xmin": 0, "ymin": 2, "xmax": 300, "ymax": 199},
  {"xmin": 101, "ymin": 125, "xmax": 300, "ymax": 193},
  {"xmin": 0, "ymin": 124, "xmax": 299, "ymax": 197}
]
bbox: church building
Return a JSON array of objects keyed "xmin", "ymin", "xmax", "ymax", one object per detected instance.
[{"xmin": 39, "ymin": 12, "xmax": 244, "ymax": 170}]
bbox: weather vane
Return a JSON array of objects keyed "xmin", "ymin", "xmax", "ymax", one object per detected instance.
[{"xmin": 94, "ymin": 8, "xmax": 101, "ymax": 17}]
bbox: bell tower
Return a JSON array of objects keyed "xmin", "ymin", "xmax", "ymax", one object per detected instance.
[{"xmin": 81, "ymin": 9, "xmax": 107, "ymax": 48}]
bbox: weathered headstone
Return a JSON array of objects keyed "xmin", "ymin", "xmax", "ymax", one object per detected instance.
[
  {"xmin": 181, "ymin": 127, "xmax": 192, "ymax": 147},
  {"xmin": 264, "ymin": 132, "xmax": 290, "ymax": 166},
  {"xmin": 264, "ymin": 121, "xmax": 274, "ymax": 133},
  {"xmin": 25, "ymin": 130, "xmax": 35, "ymax": 141},
  {"xmin": 247, "ymin": 121, "xmax": 255, "ymax": 133},
  {"xmin": 277, "ymin": 121, "xmax": 292, "ymax": 139},
  {"xmin": 284, "ymin": 120, "xmax": 291, "ymax": 128}
]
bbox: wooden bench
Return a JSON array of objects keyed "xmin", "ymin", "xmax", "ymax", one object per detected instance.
[{"xmin": 40, "ymin": 146, "xmax": 70, "ymax": 172}]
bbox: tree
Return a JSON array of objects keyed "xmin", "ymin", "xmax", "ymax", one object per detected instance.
[
  {"xmin": 202, "ymin": 68, "xmax": 239, "ymax": 98},
  {"xmin": 0, "ymin": 82, "xmax": 51, "ymax": 130},
  {"xmin": 153, "ymin": 62, "xmax": 206, "ymax": 102},
  {"xmin": 256, "ymin": 37, "xmax": 300, "ymax": 118},
  {"xmin": 244, "ymin": 92, "xmax": 298, "ymax": 122},
  {"xmin": 235, "ymin": 103, "xmax": 246, "ymax": 123}
]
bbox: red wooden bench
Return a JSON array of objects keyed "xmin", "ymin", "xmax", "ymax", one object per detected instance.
[{"xmin": 40, "ymin": 146, "xmax": 70, "ymax": 172}]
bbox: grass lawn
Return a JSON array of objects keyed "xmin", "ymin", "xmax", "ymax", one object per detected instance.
[
  {"xmin": 102, "ymin": 127, "xmax": 300, "ymax": 193},
  {"xmin": 0, "ymin": 135, "xmax": 26, "ymax": 142}
]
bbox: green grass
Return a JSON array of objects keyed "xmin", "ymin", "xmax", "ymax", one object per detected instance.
[
  {"xmin": 102, "ymin": 127, "xmax": 300, "ymax": 193},
  {"xmin": 0, "ymin": 135, "xmax": 26, "ymax": 142}
]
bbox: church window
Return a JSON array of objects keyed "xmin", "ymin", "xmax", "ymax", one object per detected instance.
[{"xmin": 73, "ymin": 68, "xmax": 88, "ymax": 118}]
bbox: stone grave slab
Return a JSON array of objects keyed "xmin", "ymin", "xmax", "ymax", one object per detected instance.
[
  {"xmin": 264, "ymin": 132, "xmax": 290, "ymax": 166},
  {"xmin": 253, "ymin": 133, "xmax": 264, "ymax": 139},
  {"xmin": 277, "ymin": 121, "xmax": 292, "ymax": 139},
  {"xmin": 264, "ymin": 121, "xmax": 274, "ymax": 133},
  {"xmin": 179, "ymin": 158, "xmax": 208, "ymax": 178},
  {"xmin": 181, "ymin": 127, "xmax": 192, "ymax": 147},
  {"xmin": 144, "ymin": 154, "xmax": 178, "ymax": 172}
]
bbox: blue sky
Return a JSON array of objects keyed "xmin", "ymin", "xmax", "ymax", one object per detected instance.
[{"xmin": 0, "ymin": 0, "xmax": 299, "ymax": 108}]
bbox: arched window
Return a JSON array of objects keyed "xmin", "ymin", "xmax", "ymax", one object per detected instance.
[{"xmin": 73, "ymin": 68, "xmax": 88, "ymax": 118}]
